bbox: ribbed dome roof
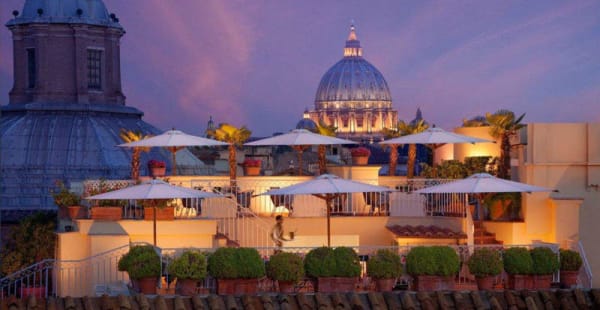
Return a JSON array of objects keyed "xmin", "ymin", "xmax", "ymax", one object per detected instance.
[
  {"xmin": 6, "ymin": 0, "xmax": 122, "ymax": 29},
  {"xmin": 295, "ymin": 118, "xmax": 318, "ymax": 131},
  {"xmin": 314, "ymin": 26, "xmax": 392, "ymax": 103}
]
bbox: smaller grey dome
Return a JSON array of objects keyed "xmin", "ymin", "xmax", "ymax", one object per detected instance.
[
  {"xmin": 296, "ymin": 118, "xmax": 318, "ymax": 131},
  {"xmin": 7, "ymin": 0, "xmax": 122, "ymax": 29}
]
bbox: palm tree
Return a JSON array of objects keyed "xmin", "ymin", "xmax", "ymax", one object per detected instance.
[
  {"xmin": 486, "ymin": 110, "xmax": 525, "ymax": 180},
  {"xmin": 119, "ymin": 129, "xmax": 152, "ymax": 180},
  {"xmin": 381, "ymin": 127, "xmax": 401, "ymax": 176},
  {"xmin": 395, "ymin": 119, "xmax": 429, "ymax": 178},
  {"xmin": 208, "ymin": 123, "xmax": 251, "ymax": 186},
  {"xmin": 462, "ymin": 115, "xmax": 488, "ymax": 127},
  {"xmin": 314, "ymin": 121, "xmax": 337, "ymax": 174}
]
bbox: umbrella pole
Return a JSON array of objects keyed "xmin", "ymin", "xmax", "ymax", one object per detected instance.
[
  {"xmin": 293, "ymin": 145, "xmax": 308, "ymax": 176},
  {"xmin": 153, "ymin": 205, "xmax": 157, "ymax": 246},
  {"xmin": 327, "ymin": 199, "xmax": 331, "ymax": 247},
  {"xmin": 170, "ymin": 149, "xmax": 178, "ymax": 176}
]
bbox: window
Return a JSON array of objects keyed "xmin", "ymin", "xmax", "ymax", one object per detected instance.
[
  {"xmin": 87, "ymin": 49, "xmax": 102, "ymax": 90},
  {"xmin": 26, "ymin": 48, "xmax": 36, "ymax": 88}
]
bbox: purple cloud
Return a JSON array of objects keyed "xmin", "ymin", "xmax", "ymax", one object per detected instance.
[{"xmin": 1, "ymin": 0, "xmax": 599, "ymax": 135}]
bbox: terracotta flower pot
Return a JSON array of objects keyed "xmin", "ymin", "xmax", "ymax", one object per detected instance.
[
  {"xmin": 21, "ymin": 286, "xmax": 46, "ymax": 299},
  {"xmin": 90, "ymin": 206, "xmax": 122, "ymax": 221},
  {"xmin": 475, "ymin": 276, "xmax": 496, "ymax": 291},
  {"xmin": 176, "ymin": 278, "xmax": 198, "ymax": 296},
  {"xmin": 374, "ymin": 278, "xmax": 396, "ymax": 292},
  {"xmin": 144, "ymin": 206, "xmax": 175, "ymax": 221},
  {"xmin": 352, "ymin": 155, "xmax": 369, "ymax": 165},
  {"xmin": 149, "ymin": 166, "xmax": 166, "ymax": 178},
  {"xmin": 217, "ymin": 278, "xmax": 259, "ymax": 295},
  {"xmin": 137, "ymin": 277, "xmax": 157, "ymax": 295},
  {"xmin": 316, "ymin": 277, "xmax": 358, "ymax": 293},
  {"xmin": 243, "ymin": 166, "xmax": 261, "ymax": 176},
  {"xmin": 278, "ymin": 281, "xmax": 296, "ymax": 293},
  {"xmin": 67, "ymin": 205, "xmax": 86, "ymax": 219},
  {"xmin": 560, "ymin": 270, "xmax": 579, "ymax": 288},
  {"xmin": 413, "ymin": 275, "xmax": 439, "ymax": 291},
  {"xmin": 533, "ymin": 274, "xmax": 553, "ymax": 290},
  {"xmin": 508, "ymin": 274, "xmax": 533, "ymax": 290}
]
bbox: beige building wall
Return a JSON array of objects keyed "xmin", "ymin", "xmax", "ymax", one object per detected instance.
[
  {"xmin": 55, "ymin": 219, "xmax": 218, "ymax": 296},
  {"xmin": 519, "ymin": 123, "xmax": 600, "ymax": 286},
  {"xmin": 448, "ymin": 123, "xmax": 599, "ymax": 285}
]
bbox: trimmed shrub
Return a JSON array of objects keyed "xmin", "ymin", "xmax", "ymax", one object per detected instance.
[
  {"xmin": 559, "ymin": 249, "xmax": 582, "ymax": 271},
  {"xmin": 169, "ymin": 249, "xmax": 207, "ymax": 281},
  {"xmin": 530, "ymin": 247, "xmax": 559, "ymax": 275},
  {"xmin": 503, "ymin": 247, "xmax": 533, "ymax": 275},
  {"xmin": 207, "ymin": 247, "xmax": 265, "ymax": 279},
  {"xmin": 433, "ymin": 246, "xmax": 460, "ymax": 276},
  {"xmin": 304, "ymin": 246, "xmax": 361, "ymax": 278},
  {"xmin": 333, "ymin": 247, "xmax": 361, "ymax": 277},
  {"xmin": 407, "ymin": 247, "xmax": 436, "ymax": 276},
  {"xmin": 467, "ymin": 248, "xmax": 503, "ymax": 277},
  {"xmin": 304, "ymin": 247, "xmax": 336, "ymax": 278},
  {"xmin": 407, "ymin": 246, "xmax": 459, "ymax": 276},
  {"xmin": 266, "ymin": 252, "xmax": 304, "ymax": 283},
  {"xmin": 367, "ymin": 249, "xmax": 402, "ymax": 279},
  {"xmin": 118, "ymin": 245, "xmax": 161, "ymax": 279}
]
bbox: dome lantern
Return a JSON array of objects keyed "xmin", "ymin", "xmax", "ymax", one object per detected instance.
[{"xmin": 343, "ymin": 24, "xmax": 362, "ymax": 57}]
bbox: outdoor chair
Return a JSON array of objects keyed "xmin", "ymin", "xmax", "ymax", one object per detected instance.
[
  {"xmin": 331, "ymin": 193, "xmax": 348, "ymax": 215},
  {"xmin": 363, "ymin": 192, "xmax": 390, "ymax": 215},
  {"xmin": 236, "ymin": 190, "xmax": 254, "ymax": 216},
  {"xmin": 269, "ymin": 187, "xmax": 294, "ymax": 215}
]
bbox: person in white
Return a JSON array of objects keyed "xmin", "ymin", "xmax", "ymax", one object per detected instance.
[{"xmin": 270, "ymin": 215, "xmax": 293, "ymax": 251}]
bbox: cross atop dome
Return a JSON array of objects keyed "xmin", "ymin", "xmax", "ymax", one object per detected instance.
[{"xmin": 344, "ymin": 24, "xmax": 362, "ymax": 57}]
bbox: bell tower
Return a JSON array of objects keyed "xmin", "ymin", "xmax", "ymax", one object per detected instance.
[{"xmin": 6, "ymin": 0, "xmax": 125, "ymax": 105}]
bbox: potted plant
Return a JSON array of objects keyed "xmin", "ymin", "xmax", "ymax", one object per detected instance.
[
  {"xmin": 148, "ymin": 159, "xmax": 166, "ymax": 178},
  {"xmin": 467, "ymin": 248, "xmax": 503, "ymax": 290},
  {"xmin": 207, "ymin": 247, "xmax": 265, "ymax": 295},
  {"xmin": 483, "ymin": 192, "xmax": 521, "ymax": 221},
  {"xmin": 350, "ymin": 147, "xmax": 371, "ymax": 165},
  {"xmin": 169, "ymin": 249, "xmax": 207, "ymax": 296},
  {"xmin": 503, "ymin": 247, "xmax": 533, "ymax": 290},
  {"xmin": 142, "ymin": 199, "xmax": 175, "ymax": 221},
  {"xmin": 559, "ymin": 249, "xmax": 582, "ymax": 288},
  {"xmin": 366, "ymin": 249, "xmax": 402, "ymax": 291},
  {"xmin": 86, "ymin": 180, "xmax": 127, "ymax": 221},
  {"xmin": 266, "ymin": 252, "xmax": 304, "ymax": 293},
  {"xmin": 52, "ymin": 180, "xmax": 84, "ymax": 220},
  {"xmin": 118, "ymin": 245, "xmax": 161, "ymax": 294},
  {"xmin": 0, "ymin": 213, "xmax": 55, "ymax": 299},
  {"xmin": 530, "ymin": 247, "xmax": 559, "ymax": 289},
  {"xmin": 304, "ymin": 247, "xmax": 361, "ymax": 293},
  {"xmin": 406, "ymin": 246, "xmax": 460, "ymax": 291},
  {"xmin": 241, "ymin": 158, "xmax": 261, "ymax": 176}
]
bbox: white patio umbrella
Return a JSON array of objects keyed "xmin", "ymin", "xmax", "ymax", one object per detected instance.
[
  {"xmin": 414, "ymin": 173, "xmax": 555, "ymax": 247},
  {"xmin": 415, "ymin": 173, "xmax": 555, "ymax": 220},
  {"xmin": 119, "ymin": 129, "xmax": 228, "ymax": 176},
  {"xmin": 380, "ymin": 127, "xmax": 494, "ymax": 176},
  {"xmin": 261, "ymin": 174, "xmax": 393, "ymax": 246},
  {"xmin": 245, "ymin": 129, "xmax": 356, "ymax": 175},
  {"xmin": 86, "ymin": 179, "xmax": 222, "ymax": 246},
  {"xmin": 414, "ymin": 173, "xmax": 555, "ymax": 194}
]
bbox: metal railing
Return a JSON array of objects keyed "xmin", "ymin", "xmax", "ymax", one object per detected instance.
[
  {"xmin": 81, "ymin": 177, "xmax": 466, "ymax": 219},
  {"xmin": 0, "ymin": 259, "xmax": 54, "ymax": 299},
  {"xmin": 1, "ymin": 244, "xmax": 132, "ymax": 299},
  {"xmin": 577, "ymin": 240, "xmax": 593, "ymax": 289},
  {"xmin": 79, "ymin": 177, "xmax": 468, "ymax": 252}
]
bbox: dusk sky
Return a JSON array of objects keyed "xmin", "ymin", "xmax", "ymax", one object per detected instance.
[{"xmin": 1, "ymin": 0, "xmax": 599, "ymax": 137}]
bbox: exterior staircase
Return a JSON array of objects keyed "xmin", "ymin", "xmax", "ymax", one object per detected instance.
[{"xmin": 474, "ymin": 221, "xmax": 503, "ymax": 245}]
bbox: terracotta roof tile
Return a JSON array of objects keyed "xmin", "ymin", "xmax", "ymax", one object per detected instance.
[
  {"xmin": 5, "ymin": 290, "xmax": 600, "ymax": 309},
  {"xmin": 386, "ymin": 225, "xmax": 467, "ymax": 239}
]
